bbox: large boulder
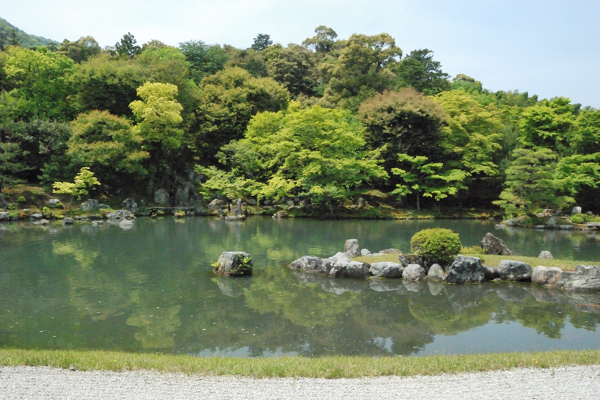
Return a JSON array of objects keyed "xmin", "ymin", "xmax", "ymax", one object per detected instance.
[
  {"xmin": 154, "ymin": 189, "xmax": 170, "ymax": 205},
  {"xmin": 289, "ymin": 256, "xmax": 326, "ymax": 273},
  {"xmin": 498, "ymin": 260, "xmax": 532, "ymax": 281},
  {"xmin": 572, "ymin": 206, "xmax": 582, "ymax": 215},
  {"xmin": 370, "ymin": 262, "xmax": 403, "ymax": 279},
  {"xmin": 532, "ymin": 266, "xmax": 563, "ymax": 286},
  {"xmin": 538, "ymin": 251, "xmax": 553, "ymax": 259},
  {"xmin": 344, "ymin": 239, "xmax": 360, "ymax": 258},
  {"xmin": 214, "ymin": 251, "xmax": 253, "ymax": 276},
  {"xmin": 80, "ymin": 199, "xmax": 99, "ymax": 212},
  {"xmin": 403, "ymin": 264, "xmax": 426, "ymax": 281},
  {"xmin": 444, "ymin": 255, "xmax": 485, "ymax": 284},
  {"xmin": 0, "ymin": 212, "xmax": 9, "ymax": 221},
  {"xmin": 480, "ymin": 232, "xmax": 513, "ymax": 255},
  {"xmin": 122, "ymin": 198, "xmax": 138, "ymax": 213},
  {"xmin": 427, "ymin": 264, "xmax": 445, "ymax": 281},
  {"xmin": 325, "ymin": 252, "xmax": 370, "ymax": 279},
  {"xmin": 556, "ymin": 265, "xmax": 600, "ymax": 291}
]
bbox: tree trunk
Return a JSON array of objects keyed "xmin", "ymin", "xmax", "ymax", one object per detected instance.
[{"xmin": 416, "ymin": 192, "xmax": 421, "ymax": 211}]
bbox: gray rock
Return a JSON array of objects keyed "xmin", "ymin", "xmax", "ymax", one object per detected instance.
[
  {"xmin": 444, "ymin": 255, "xmax": 485, "ymax": 284},
  {"xmin": 344, "ymin": 239, "xmax": 360, "ymax": 258},
  {"xmin": 193, "ymin": 204, "xmax": 208, "ymax": 215},
  {"xmin": 572, "ymin": 206, "xmax": 582, "ymax": 215},
  {"xmin": 30, "ymin": 213, "xmax": 43, "ymax": 220},
  {"xmin": 119, "ymin": 219, "xmax": 134, "ymax": 230},
  {"xmin": 325, "ymin": 252, "xmax": 370, "ymax": 279},
  {"xmin": 121, "ymin": 198, "xmax": 138, "ymax": 213},
  {"xmin": 0, "ymin": 212, "xmax": 8, "ymax": 221},
  {"xmin": 480, "ymin": 232, "xmax": 513, "ymax": 255},
  {"xmin": 559, "ymin": 225, "xmax": 574, "ymax": 230},
  {"xmin": 80, "ymin": 199, "xmax": 99, "ymax": 212},
  {"xmin": 484, "ymin": 267, "xmax": 500, "ymax": 281},
  {"xmin": 370, "ymin": 262, "xmax": 403, "ymax": 278},
  {"xmin": 498, "ymin": 260, "xmax": 532, "ymax": 281},
  {"xmin": 48, "ymin": 199, "xmax": 60, "ymax": 205},
  {"xmin": 154, "ymin": 189, "xmax": 170, "ymax": 205},
  {"xmin": 588, "ymin": 222, "xmax": 600, "ymax": 230},
  {"xmin": 248, "ymin": 198, "xmax": 257, "ymax": 206},
  {"xmin": 272, "ymin": 210, "xmax": 287, "ymax": 218},
  {"xmin": 532, "ymin": 266, "xmax": 563, "ymax": 286},
  {"xmin": 62, "ymin": 217, "xmax": 74, "ymax": 225},
  {"xmin": 556, "ymin": 265, "xmax": 600, "ymax": 291},
  {"xmin": 208, "ymin": 199, "xmax": 225, "ymax": 210},
  {"xmin": 403, "ymin": 264, "xmax": 426, "ymax": 281},
  {"xmin": 538, "ymin": 251, "xmax": 553, "ymax": 259},
  {"xmin": 106, "ymin": 210, "xmax": 135, "ymax": 220},
  {"xmin": 289, "ymin": 256, "xmax": 326, "ymax": 273},
  {"xmin": 427, "ymin": 264, "xmax": 445, "ymax": 281},
  {"xmin": 234, "ymin": 198, "xmax": 243, "ymax": 217},
  {"xmin": 535, "ymin": 225, "xmax": 546, "ymax": 230},
  {"xmin": 360, "ymin": 249, "xmax": 371, "ymax": 256},
  {"xmin": 379, "ymin": 248, "xmax": 402, "ymax": 254},
  {"xmin": 547, "ymin": 216, "xmax": 557, "ymax": 227},
  {"xmin": 98, "ymin": 204, "xmax": 110, "ymax": 209},
  {"xmin": 398, "ymin": 254, "xmax": 422, "ymax": 268},
  {"xmin": 214, "ymin": 251, "xmax": 253, "ymax": 276}
]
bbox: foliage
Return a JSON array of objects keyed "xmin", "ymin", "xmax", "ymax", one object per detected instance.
[
  {"xmin": 114, "ymin": 32, "xmax": 142, "ymax": 59},
  {"xmin": 16, "ymin": 195, "xmax": 25, "ymax": 203},
  {"xmin": 410, "ymin": 228, "xmax": 462, "ymax": 266},
  {"xmin": 52, "ymin": 167, "xmax": 101, "ymax": 210},
  {"xmin": 179, "ymin": 40, "xmax": 228, "ymax": 84},
  {"xmin": 302, "ymin": 25, "xmax": 338, "ymax": 55},
  {"xmin": 0, "ymin": 17, "xmax": 58, "ymax": 49},
  {"xmin": 519, "ymin": 97, "xmax": 576, "ymax": 152},
  {"xmin": 570, "ymin": 213, "xmax": 591, "ymax": 224},
  {"xmin": 391, "ymin": 154, "xmax": 467, "ymax": 210},
  {"xmin": 57, "ymin": 36, "xmax": 101, "ymax": 63},
  {"xmin": 396, "ymin": 49, "xmax": 450, "ymax": 95},
  {"xmin": 250, "ymin": 33, "xmax": 273, "ymax": 52},
  {"xmin": 264, "ymin": 44, "xmax": 317, "ymax": 98},
  {"xmin": 207, "ymin": 102, "xmax": 387, "ymax": 211}
]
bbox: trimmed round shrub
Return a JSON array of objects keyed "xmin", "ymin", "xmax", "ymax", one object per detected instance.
[
  {"xmin": 570, "ymin": 213, "xmax": 590, "ymax": 224},
  {"xmin": 410, "ymin": 228, "xmax": 462, "ymax": 266}
]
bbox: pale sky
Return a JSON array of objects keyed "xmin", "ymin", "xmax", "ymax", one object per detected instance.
[{"xmin": 2, "ymin": 0, "xmax": 599, "ymax": 108}]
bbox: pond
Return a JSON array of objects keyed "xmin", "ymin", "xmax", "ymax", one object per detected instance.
[{"xmin": 1, "ymin": 217, "xmax": 599, "ymax": 357}]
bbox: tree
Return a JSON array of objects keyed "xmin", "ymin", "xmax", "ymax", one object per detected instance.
[
  {"xmin": 322, "ymin": 33, "xmax": 402, "ymax": 110},
  {"xmin": 357, "ymin": 88, "xmax": 446, "ymax": 181},
  {"xmin": 571, "ymin": 108, "xmax": 600, "ymax": 154},
  {"xmin": 493, "ymin": 148, "xmax": 568, "ymax": 216},
  {"xmin": 224, "ymin": 45, "xmax": 267, "ymax": 77},
  {"xmin": 57, "ymin": 36, "xmax": 101, "ymax": 63},
  {"xmin": 53, "ymin": 167, "xmax": 101, "ymax": 211},
  {"xmin": 302, "ymin": 26, "xmax": 338, "ymax": 55},
  {"xmin": 519, "ymin": 97, "xmax": 576, "ymax": 152},
  {"xmin": 67, "ymin": 110, "xmax": 149, "ymax": 186},
  {"xmin": 251, "ymin": 33, "xmax": 273, "ymax": 51},
  {"xmin": 3, "ymin": 46, "xmax": 75, "ymax": 120},
  {"xmin": 8, "ymin": 29, "xmax": 19, "ymax": 47},
  {"xmin": 396, "ymin": 49, "xmax": 450, "ymax": 95},
  {"xmin": 179, "ymin": 40, "xmax": 228, "ymax": 84},
  {"xmin": 391, "ymin": 153, "xmax": 467, "ymax": 210},
  {"xmin": 264, "ymin": 44, "xmax": 317, "ymax": 98},
  {"xmin": 209, "ymin": 102, "xmax": 387, "ymax": 214},
  {"xmin": 192, "ymin": 67, "xmax": 289, "ymax": 165},
  {"xmin": 554, "ymin": 153, "xmax": 600, "ymax": 209},
  {"xmin": 115, "ymin": 32, "xmax": 141, "ymax": 59}
]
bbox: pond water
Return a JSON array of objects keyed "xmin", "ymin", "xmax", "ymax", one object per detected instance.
[{"xmin": 1, "ymin": 217, "xmax": 599, "ymax": 357}]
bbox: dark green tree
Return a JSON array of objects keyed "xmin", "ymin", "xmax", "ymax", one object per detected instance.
[
  {"xmin": 179, "ymin": 40, "xmax": 228, "ymax": 84},
  {"xmin": 396, "ymin": 49, "xmax": 450, "ymax": 95},
  {"xmin": 8, "ymin": 29, "xmax": 19, "ymax": 46},
  {"xmin": 57, "ymin": 36, "xmax": 101, "ymax": 63},
  {"xmin": 264, "ymin": 44, "xmax": 317, "ymax": 98},
  {"xmin": 302, "ymin": 25, "xmax": 338, "ymax": 55},
  {"xmin": 115, "ymin": 32, "xmax": 141, "ymax": 59},
  {"xmin": 251, "ymin": 33, "xmax": 273, "ymax": 51}
]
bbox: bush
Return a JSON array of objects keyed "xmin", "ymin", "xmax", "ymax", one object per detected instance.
[
  {"xmin": 570, "ymin": 213, "xmax": 591, "ymax": 224},
  {"xmin": 16, "ymin": 196, "xmax": 26, "ymax": 203},
  {"xmin": 410, "ymin": 228, "xmax": 462, "ymax": 266}
]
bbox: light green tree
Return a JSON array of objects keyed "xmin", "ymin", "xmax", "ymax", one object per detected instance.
[
  {"xmin": 391, "ymin": 154, "xmax": 467, "ymax": 210},
  {"xmin": 52, "ymin": 167, "xmax": 101, "ymax": 211}
]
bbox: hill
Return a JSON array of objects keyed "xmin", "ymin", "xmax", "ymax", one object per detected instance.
[{"xmin": 0, "ymin": 17, "xmax": 58, "ymax": 49}]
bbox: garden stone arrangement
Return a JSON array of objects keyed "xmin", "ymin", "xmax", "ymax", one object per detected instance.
[{"xmin": 289, "ymin": 236, "xmax": 600, "ymax": 292}]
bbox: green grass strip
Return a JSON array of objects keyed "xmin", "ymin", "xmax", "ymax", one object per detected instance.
[{"xmin": 1, "ymin": 349, "xmax": 599, "ymax": 378}]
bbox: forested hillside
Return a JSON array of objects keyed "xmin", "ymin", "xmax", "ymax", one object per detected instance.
[
  {"xmin": 0, "ymin": 18, "xmax": 58, "ymax": 49},
  {"xmin": 1, "ymin": 23, "xmax": 599, "ymax": 216}
]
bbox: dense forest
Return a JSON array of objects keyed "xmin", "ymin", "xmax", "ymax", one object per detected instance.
[{"xmin": 1, "ymin": 23, "xmax": 599, "ymax": 216}]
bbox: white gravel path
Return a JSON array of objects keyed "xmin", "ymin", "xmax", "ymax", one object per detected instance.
[{"xmin": 1, "ymin": 365, "xmax": 599, "ymax": 399}]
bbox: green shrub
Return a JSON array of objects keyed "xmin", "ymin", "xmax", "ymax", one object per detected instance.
[
  {"xmin": 410, "ymin": 228, "xmax": 462, "ymax": 266},
  {"xmin": 16, "ymin": 196, "xmax": 26, "ymax": 203},
  {"xmin": 42, "ymin": 207, "xmax": 53, "ymax": 218},
  {"xmin": 570, "ymin": 213, "xmax": 591, "ymax": 224}
]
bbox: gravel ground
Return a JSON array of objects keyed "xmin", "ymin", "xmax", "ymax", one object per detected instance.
[{"xmin": 1, "ymin": 365, "xmax": 599, "ymax": 399}]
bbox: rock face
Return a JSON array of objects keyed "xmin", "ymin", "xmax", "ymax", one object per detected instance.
[
  {"xmin": 556, "ymin": 265, "xmax": 600, "ymax": 291},
  {"xmin": 498, "ymin": 260, "xmax": 532, "ymax": 281},
  {"xmin": 215, "ymin": 251, "xmax": 253, "ymax": 276},
  {"xmin": 403, "ymin": 264, "xmax": 426, "ymax": 281},
  {"xmin": 344, "ymin": 239, "xmax": 360, "ymax": 258},
  {"xmin": 480, "ymin": 233, "xmax": 513, "ymax": 255},
  {"xmin": 532, "ymin": 266, "xmax": 563, "ymax": 286},
  {"xmin": 370, "ymin": 262, "xmax": 403, "ymax": 278},
  {"xmin": 80, "ymin": 199, "xmax": 99, "ymax": 212},
  {"xmin": 444, "ymin": 256, "xmax": 485, "ymax": 284},
  {"xmin": 538, "ymin": 251, "xmax": 553, "ymax": 259},
  {"xmin": 154, "ymin": 189, "xmax": 170, "ymax": 205},
  {"xmin": 427, "ymin": 264, "xmax": 445, "ymax": 281},
  {"xmin": 122, "ymin": 198, "xmax": 138, "ymax": 213}
]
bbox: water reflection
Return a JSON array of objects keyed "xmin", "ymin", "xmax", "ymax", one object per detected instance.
[{"xmin": 0, "ymin": 217, "xmax": 599, "ymax": 357}]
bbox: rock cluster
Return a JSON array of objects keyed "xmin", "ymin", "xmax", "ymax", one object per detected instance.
[{"xmin": 214, "ymin": 251, "xmax": 253, "ymax": 276}]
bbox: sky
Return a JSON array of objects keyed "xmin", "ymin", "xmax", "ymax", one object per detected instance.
[{"xmin": 2, "ymin": 0, "xmax": 599, "ymax": 108}]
